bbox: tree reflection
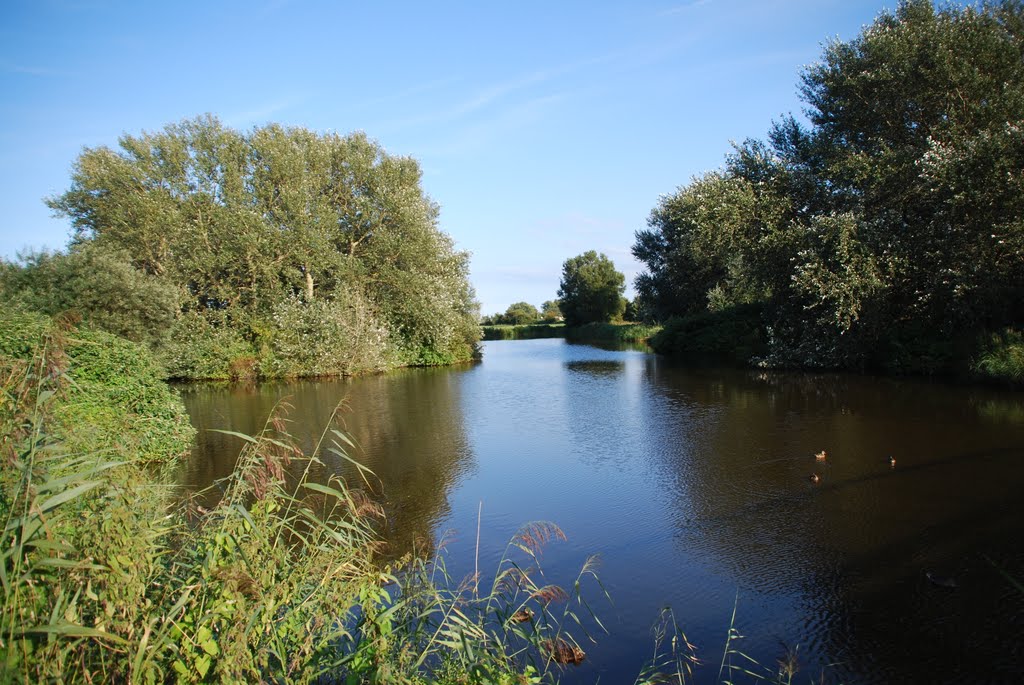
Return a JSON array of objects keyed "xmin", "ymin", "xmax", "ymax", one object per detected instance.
[
  {"xmin": 178, "ymin": 366, "xmax": 476, "ymax": 560},
  {"xmin": 638, "ymin": 360, "xmax": 1024, "ymax": 682}
]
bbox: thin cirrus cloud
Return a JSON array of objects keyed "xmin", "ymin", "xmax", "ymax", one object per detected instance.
[
  {"xmin": 374, "ymin": 48, "xmax": 624, "ymax": 137},
  {"xmin": 659, "ymin": 0, "xmax": 713, "ymax": 15},
  {"xmin": 412, "ymin": 91, "xmax": 573, "ymax": 158},
  {"xmin": 1, "ymin": 62, "xmax": 72, "ymax": 77},
  {"xmin": 223, "ymin": 96, "xmax": 309, "ymax": 128}
]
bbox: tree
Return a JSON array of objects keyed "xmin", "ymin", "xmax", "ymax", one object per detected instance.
[
  {"xmin": 503, "ymin": 302, "xmax": 540, "ymax": 325},
  {"xmin": 540, "ymin": 300, "xmax": 562, "ymax": 322},
  {"xmin": 47, "ymin": 115, "xmax": 480, "ymax": 375},
  {"xmin": 633, "ymin": 0, "xmax": 1024, "ymax": 371},
  {"xmin": 1, "ymin": 244, "xmax": 180, "ymax": 346},
  {"xmin": 557, "ymin": 251, "xmax": 626, "ymax": 326}
]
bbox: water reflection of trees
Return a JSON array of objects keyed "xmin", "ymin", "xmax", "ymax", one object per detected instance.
[
  {"xmin": 178, "ymin": 367, "xmax": 476, "ymax": 560},
  {"xmin": 638, "ymin": 360, "xmax": 1024, "ymax": 682}
]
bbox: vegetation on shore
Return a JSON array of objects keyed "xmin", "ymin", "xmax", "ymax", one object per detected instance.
[
  {"xmin": 481, "ymin": 323, "xmax": 566, "ymax": 341},
  {"xmin": 1, "ymin": 117, "xmax": 480, "ymax": 382},
  {"xmin": 631, "ymin": 0, "xmax": 1024, "ymax": 383},
  {"xmin": 563, "ymin": 322, "xmax": 661, "ymax": 345},
  {"xmin": 480, "ymin": 321, "xmax": 660, "ymax": 344},
  {"xmin": 0, "ymin": 311, "xmax": 611, "ymax": 684}
]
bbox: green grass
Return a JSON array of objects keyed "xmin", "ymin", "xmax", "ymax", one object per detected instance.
[
  {"xmin": 563, "ymin": 322, "xmax": 661, "ymax": 344},
  {"xmin": 973, "ymin": 327, "xmax": 1024, "ymax": 385},
  {"xmin": 481, "ymin": 323, "xmax": 566, "ymax": 340}
]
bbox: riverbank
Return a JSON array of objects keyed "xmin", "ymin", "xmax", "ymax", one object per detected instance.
[
  {"xmin": 649, "ymin": 305, "xmax": 1024, "ymax": 386},
  {"xmin": 481, "ymin": 321, "xmax": 660, "ymax": 344},
  {"xmin": 0, "ymin": 313, "xmax": 601, "ymax": 683}
]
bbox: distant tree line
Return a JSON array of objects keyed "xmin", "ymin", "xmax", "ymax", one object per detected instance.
[
  {"xmin": 1, "ymin": 116, "xmax": 480, "ymax": 379},
  {"xmin": 483, "ymin": 250, "xmax": 637, "ymax": 329},
  {"xmin": 482, "ymin": 300, "xmax": 562, "ymax": 326},
  {"xmin": 632, "ymin": 0, "xmax": 1024, "ymax": 377}
]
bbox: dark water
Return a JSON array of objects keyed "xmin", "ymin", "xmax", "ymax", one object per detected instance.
[{"xmin": 178, "ymin": 339, "xmax": 1024, "ymax": 684}]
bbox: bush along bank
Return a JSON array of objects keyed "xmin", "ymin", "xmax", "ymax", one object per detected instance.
[
  {"xmin": 563, "ymin": 322, "xmax": 661, "ymax": 345},
  {"xmin": 481, "ymin": 323, "xmax": 566, "ymax": 341}
]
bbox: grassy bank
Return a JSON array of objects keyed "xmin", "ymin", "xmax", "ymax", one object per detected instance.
[
  {"xmin": 972, "ymin": 328, "xmax": 1024, "ymax": 385},
  {"xmin": 482, "ymin": 322, "xmax": 661, "ymax": 345},
  {"xmin": 648, "ymin": 305, "xmax": 768, "ymax": 367},
  {"xmin": 563, "ymin": 322, "xmax": 661, "ymax": 344},
  {"xmin": 481, "ymin": 323, "xmax": 566, "ymax": 340}
]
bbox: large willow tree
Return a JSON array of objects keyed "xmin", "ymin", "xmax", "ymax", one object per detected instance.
[
  {"xmin": 634, "ymin": 0, "xmax": 1024, "ymax": 372},
  {"xmin": 48, "ymin": 116, "xmax": 479, "ymax": 377}
]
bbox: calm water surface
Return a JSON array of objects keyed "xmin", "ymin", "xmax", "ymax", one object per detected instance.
[{"xmin": 179, "ymin": 339, "xmax": 1024, "ymax": 684}]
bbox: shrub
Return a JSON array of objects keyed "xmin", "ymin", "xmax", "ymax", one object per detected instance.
[
  {"xmin": 973, "ymin": 328, "xmax": 1024, "ymax": 384},
  {"xmin": 159, "ymin": 311, "xmax": 256, "ymax": 380},
  {"xmin": 264, "ymin": 291, "xmax": 393, "ymax": 377},
  {"xmin": 650, "ymin": 304, "xmax": 767, "ymax": 364}
]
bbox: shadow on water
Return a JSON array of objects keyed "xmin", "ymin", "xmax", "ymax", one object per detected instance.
[
  {"xmin": 564, "ymin": 359, "xmax": 626, "ymax": 376},
  {"xmin": 177, "ymin": 366, "xmax": 477, "ymax": 560},
  {"xmin": 638, "ymin": 360, "xmax": 1024, "ymax": 684}
]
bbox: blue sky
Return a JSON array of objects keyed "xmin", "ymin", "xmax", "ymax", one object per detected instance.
[{"xmin": 2, "ymin": 0, "xmax": 893, "ymax": 315}]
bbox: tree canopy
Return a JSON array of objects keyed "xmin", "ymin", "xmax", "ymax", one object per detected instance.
[
  {"xmin": 502, "ymin": 302, "xmax": 541, "ymax": 325},
  {"xmin": 557, "ymin": 251, "xmax": 626, "ymax": 326},
  {"xmin": 540, "ymin": 300, "xmax": 562, "ymax": 322},
  {"xmin": 633, "ymin": 0, "xmax": 1024, "ymax": 372},
  {"xmin": 28, "ymin": 115, "xmax": 480, "ymax": 378}
]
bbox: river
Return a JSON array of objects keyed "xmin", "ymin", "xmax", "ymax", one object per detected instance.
[{"xmin": 178, "ymin": 338, "xmax": 1024, "ymax": 684}]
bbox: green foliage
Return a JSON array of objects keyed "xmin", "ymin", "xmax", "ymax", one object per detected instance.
[
  {"xmin": 482, "ymin": 302, "xmax": 544, "ymax": 326},
  {"xmin": 564, "ymin": 322, "xmax": 662, "ymax": 344},
  {"xmin": 480, "ymin": 323, "xmax": 565, "ymax": 341},
  {"xmin": 0, "ymin": 309, "xmax": 194, "ymax": 464},
  {"xmin": 973, "ymin": 328, "xmax": 1024, "ymax": 383},
  {"xmin": 0, "ymin": 244, "xmax": 180, "ymax": 346},
  {"xmin": 503, "ymin": 301, "xmax": 541, "ymax": 326},
  {"xmin": 540, "ymin": 300, "xmax": 562, "ymax": 323},
  {"xmin": 59, "ymin": 329, "xmax": 196, "ymax": 464},
  {"xmin": 557, "ymin": 251, "xmax": 626, "ymax": 326},
  {"xmin": 263, "ymin": 291, "xmax": 393, "ymax": 377},
  {"xmin": 159, "ymin": 310, "xmax": 255, "ymax": 380},
  {"xmin": 633, "ymin": 0, "xmax": 1024, "ymax": 375},
  {"xmin": 649, "ymin": 305, "xmax": 767, "ymax": 365},
  {"xmin": 46, "ymin": 115, "xmax": 479, "ymax": 379}
]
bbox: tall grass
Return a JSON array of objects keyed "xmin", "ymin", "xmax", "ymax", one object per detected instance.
[
  {"xmin": 481, "ymin": 324, "xmax": 566, "ymax": 341},
  {"xmin": 973, "ymin": 327, "xmax": 1024, "ymax": 384},
  {"xmin": 564, "ymin": 322, "xmax": 661, "ymax": 344}
]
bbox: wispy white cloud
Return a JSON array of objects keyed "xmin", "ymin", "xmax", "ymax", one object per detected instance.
[
  {"xmin": 1, "ymin": 62, "xmax": 71, "ymax": 77},
  {"xmin": 411, "ymin": 90, "xmax": 571, "ymax": 158},
  {"xmin": 377, "ymin": 50, "xmax": 620, "ymax": 134},
  {"xmin": 349, "ymin": 76, "xmax": 463, "ymax": 113},
  {"xmin": 223, "ymin": 97, "xmax": 307, "ymax": 127},
  {"xmin": 659, "ymin": 0, "xmax": 713, "ymax": 16}
]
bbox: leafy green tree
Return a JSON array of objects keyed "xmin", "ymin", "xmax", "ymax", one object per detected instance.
[
  {"xmin": 633, "ymin": 0, "xmax": 1024, "ymax": 371},
  {"xmin": 46, "ymin": 115, "xmax": 480, "ymax": 376},
  {"xmin": 1, "ymin": 244, "xmax": 180, "ymax": 346},
  {"xmin": 503, "ymin": 302, "xmax": 540, "ymax": 325},
  {"xmin": 540, "ymin": 299, "xmax": 562, "ymax": 322},
  {"xmin": 557, "ymin": 251, "xmax": 626, "ymax": 326}
]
